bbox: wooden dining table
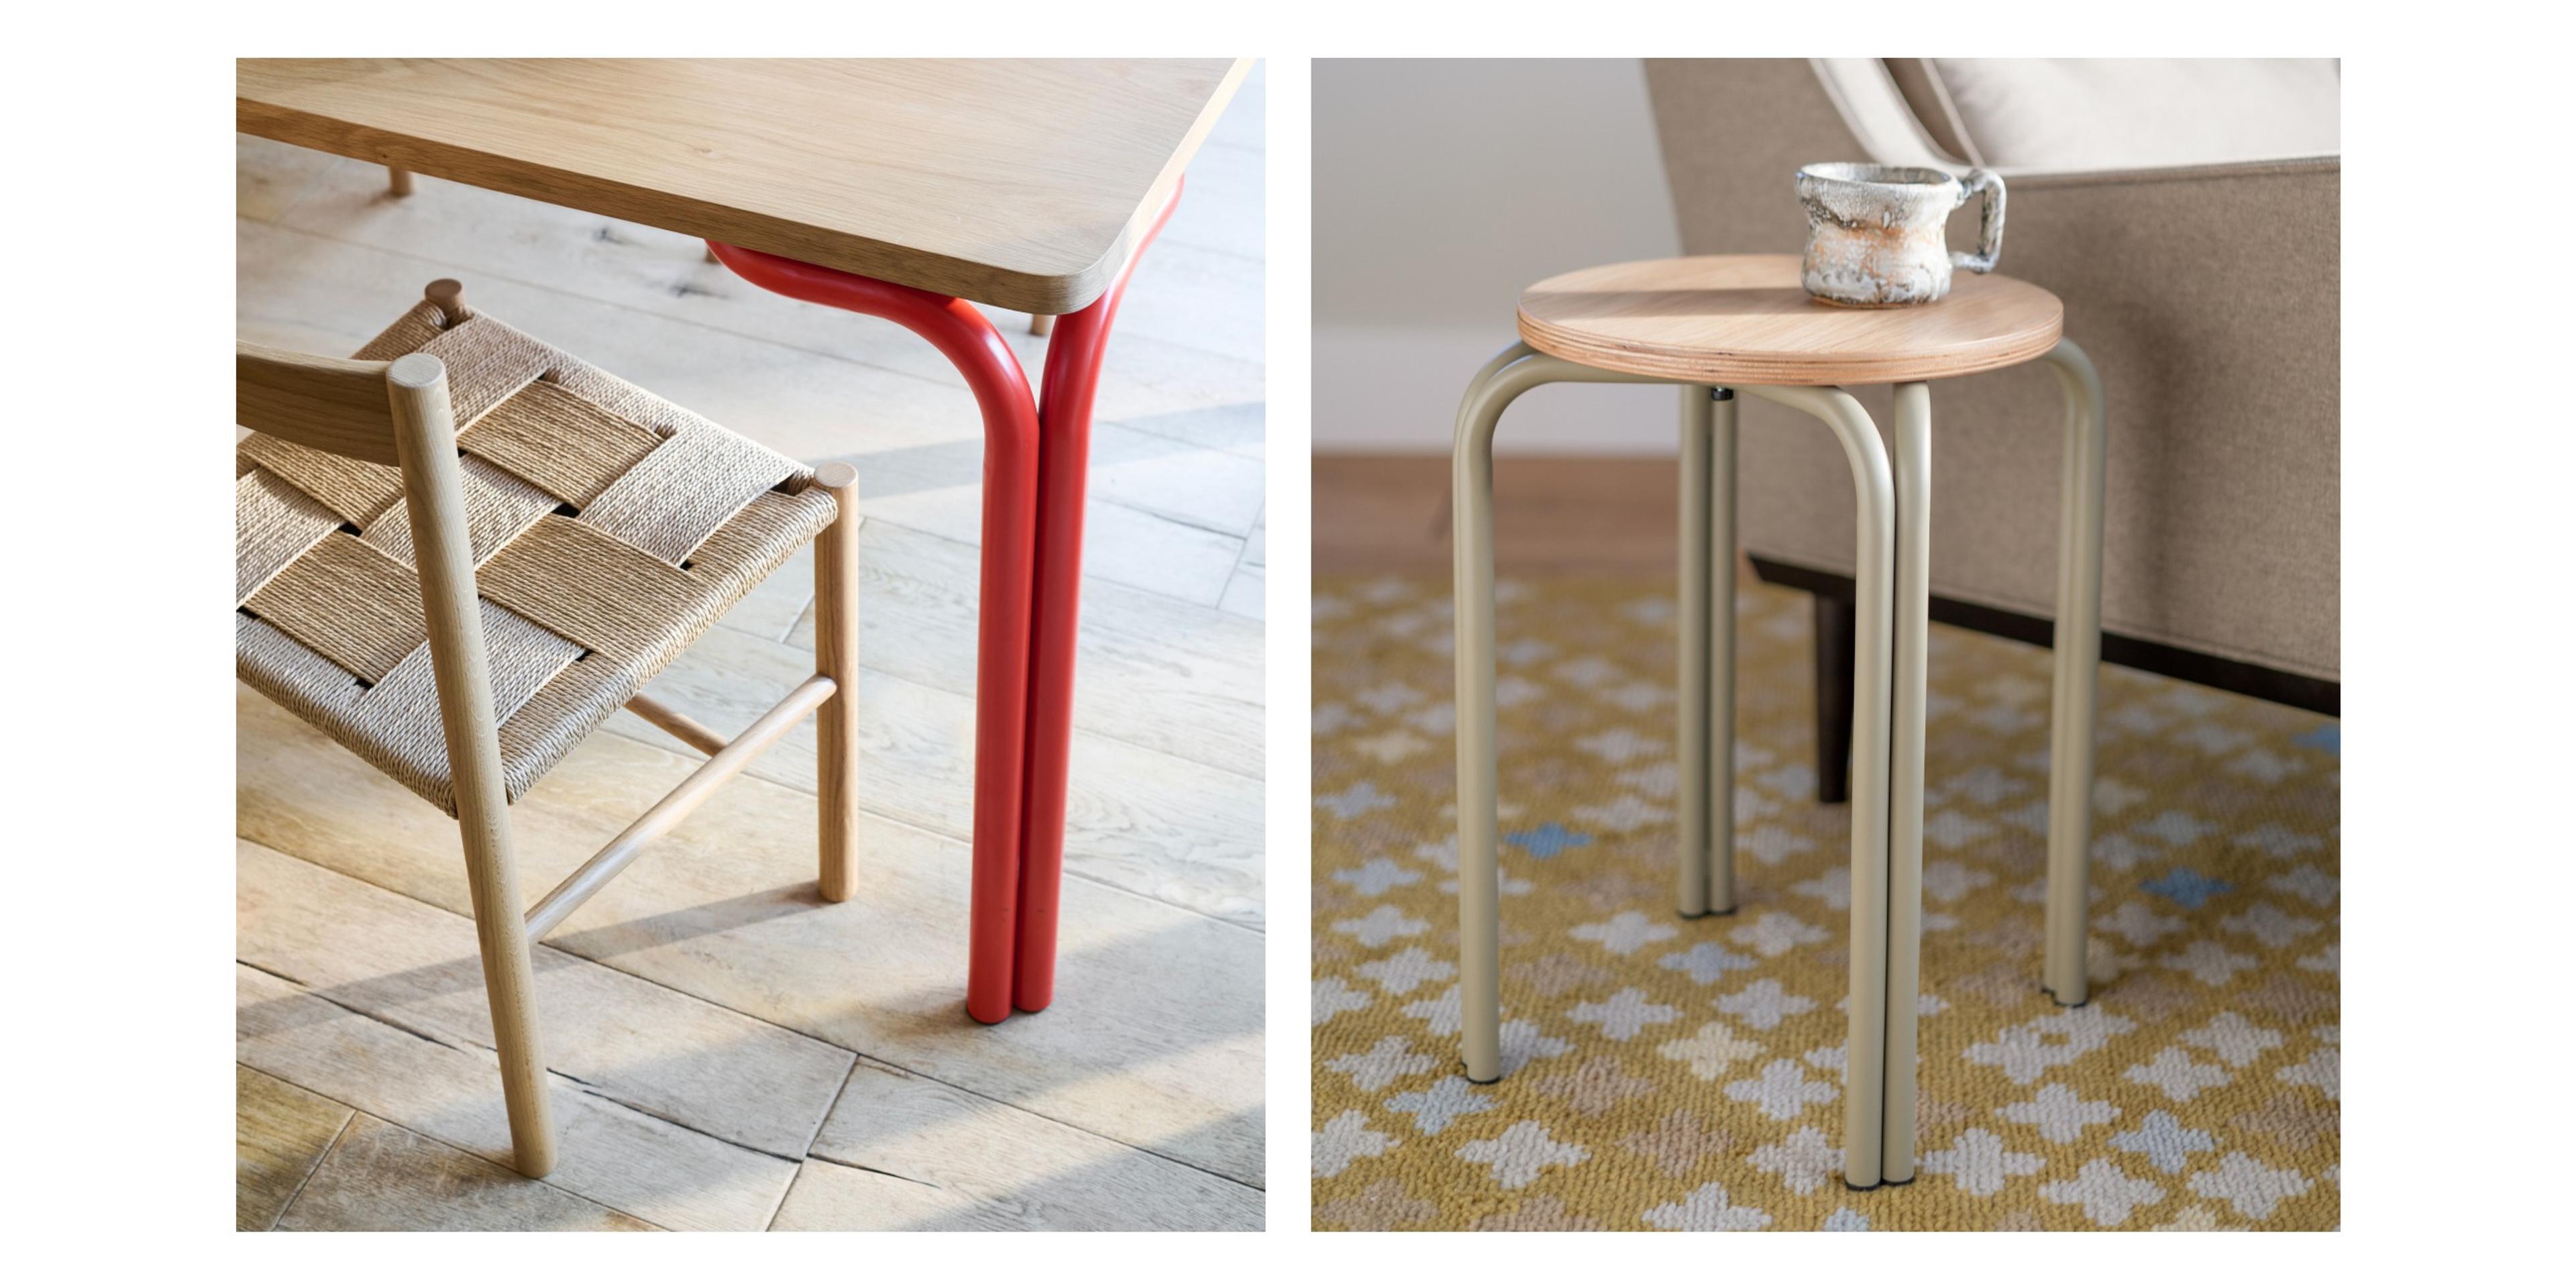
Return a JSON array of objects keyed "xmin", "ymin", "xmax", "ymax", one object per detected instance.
[{"xmin": 237, "ymin": 57, "xmax": 1252, "ymax": 1026}]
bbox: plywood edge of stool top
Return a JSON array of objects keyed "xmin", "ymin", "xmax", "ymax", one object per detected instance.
[{"xmin": 1515, "ymin": 253, "xmax": 2063, "ymax": 387}]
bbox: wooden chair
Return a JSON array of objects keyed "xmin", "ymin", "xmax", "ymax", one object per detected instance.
[{"xmin": 235, "ymin": 280, "xmax": 861, "ymax": 1177}]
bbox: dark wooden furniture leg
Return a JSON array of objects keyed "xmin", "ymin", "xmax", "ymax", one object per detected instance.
[{"xmin": 1813, "ymin": 588, "xmax": 1856, "ymax": 805}]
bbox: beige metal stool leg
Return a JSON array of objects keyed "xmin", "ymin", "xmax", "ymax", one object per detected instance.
[
  {"xmin": 1676, "ymin": 387, "xmax": 1713, "ymax": 917},
  {"xmin": 1742, "ymin": 384, "xmax": 1896, "ymax": 1190},
  {"xmin": 1454, "ymin": 343, "xmax": 1652, "ymax": 1081},
  {"xmin": 1456, "ymin": 354, "xmax": 1900, "ymax": 1196},
  {"xmin": 1452, "ymin": 341, "xmax": 1536, "ymax": 1083},
  {"xmin": 813, "ymin": 462, "xmax": 862, "ymax": 903},
  {"xmin": 2040, "ymin": 339, "xmax": 2107, "ymax": 1005},
  {"xmin": 387, "ymin": 353, "xmax": 555, "ymax": 1179},
  {"xmin": 1706, "ymin": 388, "xmax": 1738, "ymax": 915},
  {"xmin": 1676, "ymin": 386, "xmax": 1739, "ymax": 918},
  {"xmin": 1880, "ymin": 382, "xmax": 1933, "ymax": 1183}
]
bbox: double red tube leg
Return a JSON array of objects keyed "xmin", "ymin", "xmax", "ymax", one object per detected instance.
[
  {"xmin": 1016, "ymin": 180, "xmax": 1183, "ymax": 1014},
  {"xmin": 708, "ymin": 176, "xmax": 1180, "ymax": 1024}
]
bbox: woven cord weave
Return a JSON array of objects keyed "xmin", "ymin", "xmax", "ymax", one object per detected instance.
[{"xmin": 235, "ymin": 299, "xmax": 836, "ymax": 815}]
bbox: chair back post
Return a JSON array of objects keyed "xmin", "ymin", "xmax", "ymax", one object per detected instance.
[
  {"xmin": 383, "ymin": 353, "xmax": 494, "ymax": 788},
  {"xmin": 384, "ymin": 350, "xmax": 559, "ymax": 1176}
]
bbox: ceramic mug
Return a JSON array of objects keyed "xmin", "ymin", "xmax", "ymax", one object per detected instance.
[{"xmin": 1796, "ymin": 163, "xmax": 2006, "ymax": 307}]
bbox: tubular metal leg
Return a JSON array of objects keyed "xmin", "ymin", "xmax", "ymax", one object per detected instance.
[
  {"xmin": 1677, "ymin": 388, "xmax": 1713, "ymax": 917},
  {"xmin": 1452, "ymin": 342, "xmax": 1534, "ymax": 1083},
  {"xmin": 1453, "ymin": 343, "xmax": 1659, "ymax": 1081},
  {"xmin": 1706, "ymin": 388, "xmax": 1738, "ymax": 915},
  {"xmin": 2040, "ymin": 339, "xmax": 2107, "ymax": 1005},
  {"xmin": 1880, "ymin": 382, "xmax": 1933, "ymax": 1183},
  {"xmin": 1454, "ymin": 356, "xmax": 1900, "ymax": 1191},
  {"xmin": 1741, "ymin": 385, "xmax": 1894, "ymax": 1190}
]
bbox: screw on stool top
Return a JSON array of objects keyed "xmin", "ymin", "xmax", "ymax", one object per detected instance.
[{"xmin": 1515, "ymin": 253, "xmax": 2063, "ymax": 387}]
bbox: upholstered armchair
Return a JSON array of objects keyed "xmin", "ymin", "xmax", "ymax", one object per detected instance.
[{"xmin": 1641, "ymin": 58, "xmax": 2339, "ymax": 800}]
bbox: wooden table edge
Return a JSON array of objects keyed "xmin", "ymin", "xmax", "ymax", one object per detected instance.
[{"xmin": 235, "ymin": 56, "xmax": 1252, "ymax": 317}]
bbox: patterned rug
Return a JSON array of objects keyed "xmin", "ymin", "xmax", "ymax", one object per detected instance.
[{"xmin": 1311, "ymin": 576, "xmax": 2339, "ymax": 1231}]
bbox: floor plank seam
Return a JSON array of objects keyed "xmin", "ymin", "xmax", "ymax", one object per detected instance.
[
  {"xmin": 582, "ymin": 722, "xmax": 1268, "ymax": 930},
  {"xmin": 245, "ymin": 934, "xmax": 822, "ymax": 1161},
  {"xmin": 769, "ymin": 596, "xmax": 814, "ymax": 644},
  {"xmin": 239, "ymin": 213, "xmax": 1268, "ymax": 388},
  {"xmin": 1097, "ymin": 413, "xmax": 1270, "ymax": 466},
  {"xmin": 1215, "ymin": 513, "xmax": 1265, "ymax": 613},
  {"xmin": 1098, "ymin": 497, "xmax": 1258, "ymax": 545},
  {"xmin": 262, "ymin": 1080, "xmax": 356, "ymax": 1232},
  {"xmin": 240, "ymin": 959, "xmax": 488, "ymax": 1057},
  {"xmin": 240, "ymin": 837, "xmax": 1261, "ymax": 1199},
  {"xmin": 635, "ymin": 662, "xmax": 1269, "ymax": 792},
  {"xmin": 256, "ymin": 1090, "xmax": 672, "ymax": 1232},
  {"xmin": 820, "ymin": 1158, "xmax": 943, "ymax": 1189},
  {"xmin": 689, "ymin": 515, "xmax": 1270, "ymax": 718},
  {"xmin": 759, "ymin": 506, "xmax": 1271, "ymax": 632},
  {"xmin": 242, "ymin": 959, "xmax": 808, "ymax": 1179},
  {"xmin": 555, "ymin": 1070, "xmax": 808, "ymax": 1164},
  {"xmin": 798, "ymin": 1053, "xmax": 867, "ymax": 1162},
  {"xmin": 830, "ymin": 1048, "xmax": 1263, "ymax": 1190},
  {"xmin": 241, "ymin": 828, "xmax": 1240, "ymax": 1136}
]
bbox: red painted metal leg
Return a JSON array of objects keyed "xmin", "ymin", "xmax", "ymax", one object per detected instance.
[
  {"xmin": 1013, "ymin": 179, "xmax": 1185, "ymax": 1014},
  {"xmin": 705, "ymin": 241, "xmax": 1039, "ymax": 1026}
]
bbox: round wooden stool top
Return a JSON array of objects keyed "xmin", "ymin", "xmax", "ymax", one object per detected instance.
[{"xmin": 1517, "ymin": 253, "xmax": 2063, "ymax": 387}]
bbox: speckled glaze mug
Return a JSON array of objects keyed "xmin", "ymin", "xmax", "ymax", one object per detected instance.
[{"xmin": 1796, "ymin": 162, "xmax": 2006, "ymax": 307}]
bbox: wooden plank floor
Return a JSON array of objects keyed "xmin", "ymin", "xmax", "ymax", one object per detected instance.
[
  {"xmin": 1314, "ymin": 453, "xmax": 1683, "ymax": 577},
  {"xmin": 235, "ymin": 64, "xmax": 1266, "ymax": 1232}
]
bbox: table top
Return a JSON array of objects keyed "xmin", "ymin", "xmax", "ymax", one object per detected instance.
[
  {"xmin": 237, "ymin": 58, "xmax": 1250, "ymax": 315},
  {"xmin": 1517, "ymin": 254, "xmax": 2063, "ymax": 386}
]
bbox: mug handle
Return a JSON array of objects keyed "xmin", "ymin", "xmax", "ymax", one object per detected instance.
[{"xmin": 1951, "ymin": 168, "xmax": 2006, "ymax": 274}]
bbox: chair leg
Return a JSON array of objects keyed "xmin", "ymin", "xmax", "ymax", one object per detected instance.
[
  {"xmin": 388, "ymin": 352, "xmax": 553, "ymax": 1178},
  {"xmin": 1813, "ymin": 590, "xmax": 1857, "ymax": 804},
  {"xmin": 1029, "ymin": 313, "xmax": 1054, "ymax": 336},
  {"xmin": 813, "ymin": 463, "xmax": 862, "ymax": 904},
  {"xmin": 387, "ymin": 166, "xmax": 414, "ymax": 197},
  {"xmin": 457, "ymin": 812, "xmax": 556, "ymax": 1178}
]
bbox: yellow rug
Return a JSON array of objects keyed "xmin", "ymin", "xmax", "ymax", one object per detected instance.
[{"xmin": 1311, "ymin": 576, "xmax": 2339, "ymax": 1231}]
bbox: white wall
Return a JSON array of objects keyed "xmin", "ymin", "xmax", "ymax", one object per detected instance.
[{"xmin": 1313, "ymin": 58, "xmax": 1684, "ymax": 455}]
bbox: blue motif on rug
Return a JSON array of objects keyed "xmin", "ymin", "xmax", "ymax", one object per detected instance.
[
  {"xmin": 1506, "ymin": 821, "xmax": 1593, "ymax": 859},
  {"xmin": 2142, "ymin": 867, "xmax": 2234, "ymax": 910}
]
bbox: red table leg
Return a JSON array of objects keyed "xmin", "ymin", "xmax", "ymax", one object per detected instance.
[
  {"xmin": 704, "ymin": 242, "xmax": 1040, "ymax": 1025},
  {"xmin": 1013, "ymin": 179, "xmax": 1185, "ymax": 1014}
]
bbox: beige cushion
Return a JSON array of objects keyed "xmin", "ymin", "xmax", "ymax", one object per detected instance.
[{"xmin": 1922, "ymin": 58, "xmax": 2338, "ymax": 170}]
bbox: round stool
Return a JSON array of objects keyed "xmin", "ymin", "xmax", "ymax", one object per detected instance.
[{"xmin": 1449, "ymin": 253, "xmax": 2106, "ymax": 1190}]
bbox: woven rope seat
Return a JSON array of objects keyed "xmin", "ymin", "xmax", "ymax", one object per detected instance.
[{"xmin": 235, "ymin": 295, "xmax": 839, "ymax": 816}]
